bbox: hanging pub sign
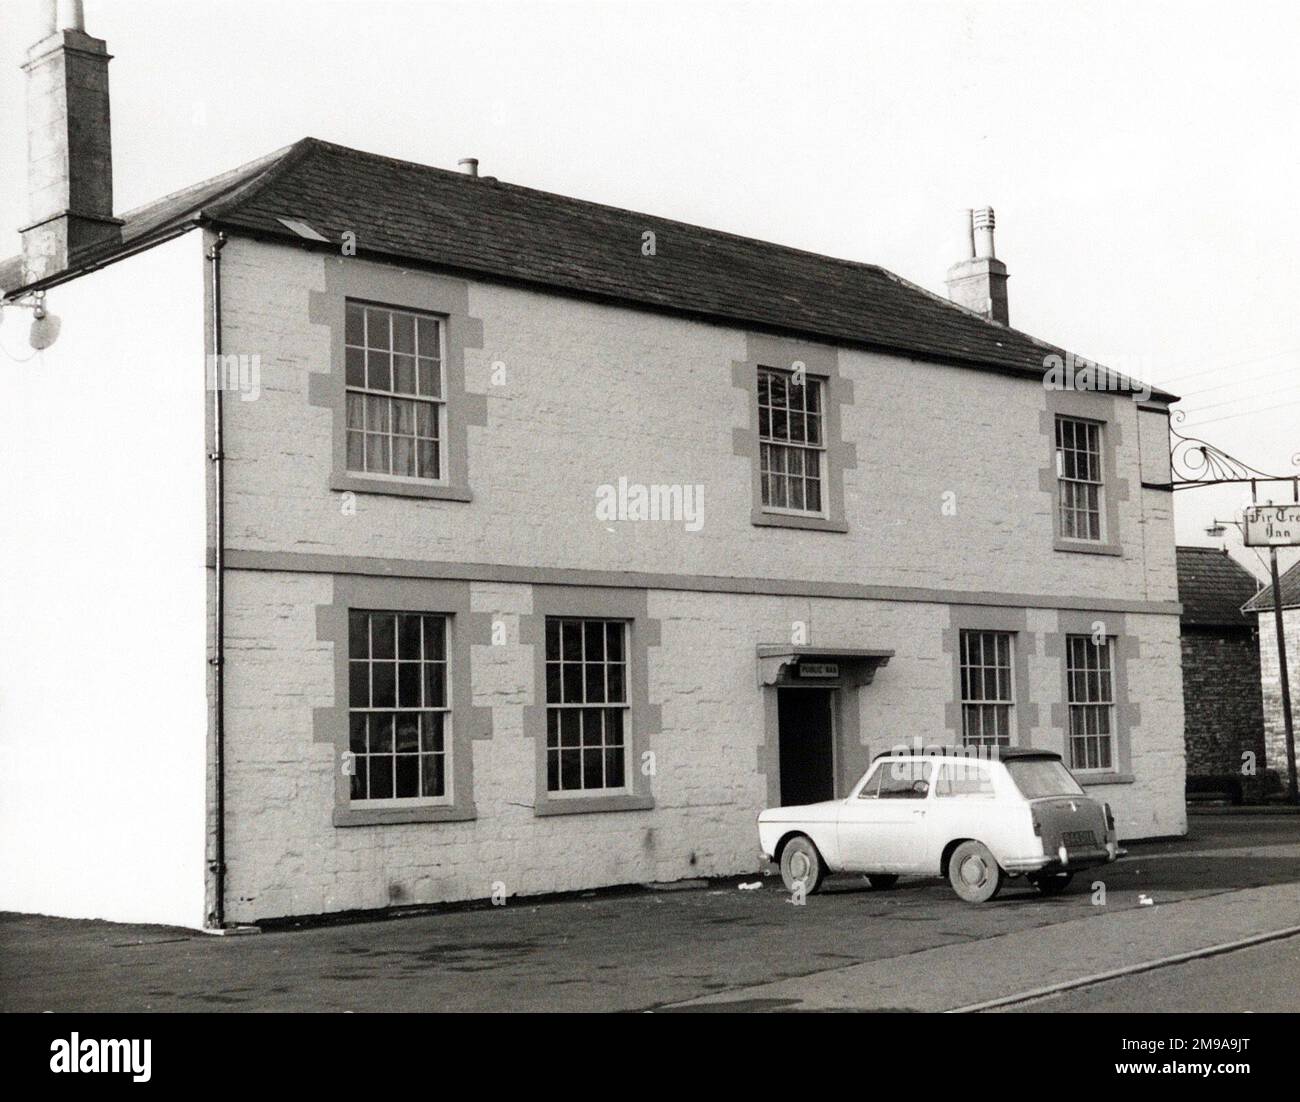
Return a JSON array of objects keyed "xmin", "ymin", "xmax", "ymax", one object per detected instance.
[
  {"xmin": 1243, "ymin": 504, "xmax": 1300, "ymax": 547},
  {"xmin": 799, "ymin": 662, "xmax": 840, "ymax": 679}
]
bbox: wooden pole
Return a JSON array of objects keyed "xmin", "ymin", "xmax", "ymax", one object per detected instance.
[{"xmin": 1269, "ymin": 544, "xmax": 1298, "ymax": 803}]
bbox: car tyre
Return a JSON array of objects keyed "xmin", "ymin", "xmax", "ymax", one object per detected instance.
[
  {"xmin": 948, "ymin": 840, "xmax": 1003, "ymax": 903},
  {"xmin": 780, "ymin": 835, "xmax": 825, "ymax": 895},
  {"xmin": 1030, "ymin": 871, "xmax": 1074, "ymax": 896},
  {"xmin": 865, "ymin": 874, "xmax": 899, "ymax": 890}
]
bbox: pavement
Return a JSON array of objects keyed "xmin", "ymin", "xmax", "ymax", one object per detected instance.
[{"xmin": 2, "ymin": 813, "xmax": 1298, "ymax": 1013}]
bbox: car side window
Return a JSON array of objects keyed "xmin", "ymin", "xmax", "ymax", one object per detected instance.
[
  {"xmin": 877, "ymin": 760, "xmax": 931, "ymax": 799},
  {"xmin": 934, "ymin": 761, "xmax": 995, "ymax": 798},
  {"xmin": 856, "ymin": 764, "xmax": 884, "ymax": 799}
]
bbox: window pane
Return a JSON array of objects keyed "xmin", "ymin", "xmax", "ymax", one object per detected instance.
[
  {"xmin": 398, "ymin": 662, "xmax": 422, "ymax": 708},
  {"xmin": 395, "ymin": 717, "xmax": 420, "ymax": 754},
  {"xmin": 367, "ymin": 350, "xmax": 392, "ymax": 392},
  {"xmin": 392, "ymin": 313, "xmax": 415, "ymax": 354},
  {"xmin": 345, "ymin": 302, "xmax": 364, "ymax": 345},
  {"xmin": 349, "ymin": 661, "xmax": 369, "ymax": 707},
  {"xmin": 346, "ymin": 346, "xmax": 365, "ymax": 387},
  {"xmin": 422, "ymin": 711, "xmax": 446, "ymax": 753},
  {"xmin": 393, "ymin": 436, "xmax": 415, "ymax": 478},
  {"xmin": 369, "ymin": 755, "xmax": 394, "ymax": 800},
  {"xmin": 423, "ymin": 662, "xmax": 446, "ymax": 708},
  {"xmin": 372, "ymin": 662, "xmax": 397, "ymax": 708},
  {"xmin": 369, "ymin": 713, "xmax": 394, "ymax": 753},
  {"xmin": 562, "ymin": 621, "xmax": 583, "ymax": 661},
  {"xmin": 424, "ymin": 616, "xmax": 446, "ymax": 660},
  {"xmin": 421, "ymin": 753, "xmax": 445, "ymax": 798},
  {"xmin": 416, "ymin": 317, "xmax": 439, "ymax": 357},
  {"xmin": 393, "ymin": 354, "xmax": 417, "ymax": 395},
  {"xmin": 366, "ymin": 308, "xmax": 391, "ymax": 349}
]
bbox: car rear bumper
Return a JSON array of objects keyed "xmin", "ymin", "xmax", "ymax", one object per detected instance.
[{"xmin": 1004, "ymin": 840, "xmax": 1122, "ymax": 873}]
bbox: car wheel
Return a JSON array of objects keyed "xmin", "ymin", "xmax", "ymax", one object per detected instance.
[
  {"xmin": 865, "ymin": 874, "xmax": 899, "ymax": 890},
  {"xmin": 1031, "ymin": 871, "xmax": 1074, "ymax": 896},
  {"xmin": 948, "ymin": 841, "xmax": 1003, "ymax": 903},
  {"xmin": 780, "ymin": 835, "xmax": 825, "ymax": 895}
]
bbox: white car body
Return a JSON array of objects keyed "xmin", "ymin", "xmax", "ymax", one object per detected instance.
[{"xmin": 758, "ymin": 749, "xmax": 1120, "ymax": 882}]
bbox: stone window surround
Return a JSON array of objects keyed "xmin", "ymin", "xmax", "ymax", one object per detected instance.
[
  {"xmin": 1039, "ymin": 389, "xmax": 1129, "ymax": 556},
  {"xmin": 732, "ymin": 332, "xmax": 856, "ymax": 533},
  {"xmin": 308, "ymin": 258, "xmax": 487, "ymax": 501},
  {"xmin": 1046, "ymin": 609, "xmax": 1139, "ymax": 786},
  {"xmin": 314, "ymin": 575, "xmax": 494, "ymax": 826},
  {"xmin": 942, "ymin": 606, "xmax": 1040, "ymax": 748},
  {"xmin": 520, "ymin": 585, "xmax": 660, "ymax": 817}
]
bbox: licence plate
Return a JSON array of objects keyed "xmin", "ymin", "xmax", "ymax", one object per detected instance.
[{"xmin": 1062, "ymin": 830, "xmax": 1097, "ymax": 846}]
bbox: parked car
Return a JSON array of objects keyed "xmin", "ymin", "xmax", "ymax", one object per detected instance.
[{"xmin": 757, "ymin": 747, "xmax": 1121, "ymax": 902}]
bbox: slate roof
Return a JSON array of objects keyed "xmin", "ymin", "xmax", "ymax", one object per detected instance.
[
  {"xmin": 1177, "ymin": 546, "xmax": 1266, "ymax": 626},
  {"xmin": 2, "ymin": 137, "xmax": 1173, "ymax": 400},
  {"xmin": 1242, "ymin": 556, "xmax": 1300, "ymax": 614}
]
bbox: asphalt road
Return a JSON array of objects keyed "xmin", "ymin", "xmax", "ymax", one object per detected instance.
[{"xmin": 2, "ymin": 813, "xmax": 1298, "ymax": 1012}]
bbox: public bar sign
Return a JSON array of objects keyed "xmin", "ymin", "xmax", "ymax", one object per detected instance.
[
  {"xmin": 1243, "ymin": 504, "xmax": 1300, "ymax": 547},
  {"xmin": 799, "ymin": 663, "xmax": 840, "ymax": 679}
]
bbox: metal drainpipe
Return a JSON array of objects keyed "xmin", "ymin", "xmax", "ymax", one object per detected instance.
[{"xmin": 207, "ymin": 230, "xmax": 228, "ymax": 928}]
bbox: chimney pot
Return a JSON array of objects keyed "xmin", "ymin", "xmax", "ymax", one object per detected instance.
[
  {"xmin": 57, "ymin": 0, "xmax": 86, "ymax": 31},
  {"xmin": 458, "ymin": 158, "xmax": 479, "ymax": 177},
  {"xmin": 945, "ymin": 205, "xmax": 1009, "ymax": 325}
]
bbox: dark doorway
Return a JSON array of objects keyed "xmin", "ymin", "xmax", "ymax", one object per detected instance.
[{"xmin": 778, "ymin": 688, "xmax": 835, "ymax": 806}]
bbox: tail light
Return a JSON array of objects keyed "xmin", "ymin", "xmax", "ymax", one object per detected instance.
[
  {"xmin": 1104, "ymin": 802, "xmax": 1116, "ymax": 832},
  {"xmin": 1031, "ymin": 809, "xmax": 1042, "ymax": 836}
]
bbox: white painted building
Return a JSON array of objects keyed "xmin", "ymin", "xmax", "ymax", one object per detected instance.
[{"xmin": 0, "ymin": 8, "xmax": 1186, "ymax": 929}]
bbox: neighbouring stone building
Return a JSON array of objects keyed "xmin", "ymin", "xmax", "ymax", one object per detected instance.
[
  {"xmin": 1244, "ymin": 558, "xmax": 1300, "ymax": 793},
  {"xmin": 0, "ymin": 8, "xmax": 1186, "ymax": 929},
  {"xmin": 1176, "ymin": 547, "xmax": 1268, "ymax": 800}
]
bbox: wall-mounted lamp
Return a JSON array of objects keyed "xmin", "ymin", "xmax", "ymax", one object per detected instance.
[{"xmin": 0, "ymin": 290, "xmax": 61, "ymax": 352}]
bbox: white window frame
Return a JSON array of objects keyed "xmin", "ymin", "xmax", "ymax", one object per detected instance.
[
  {"xmin": 544, "ymin": 617, "xmax": 632, "ymax": 798},
  {"xmin": 344, "ymin": 300, "xmax": 449, "ymax": 487},
  {"xmin": 347, "ymin": 610, "xmax": 453, "ymax": 809},
  {"xmin": 758, "ymin": 366, "xmax": 828, "ymax": 518},
  {"xmin": 1065, "ymin": 634, "xmax": 1115, "ymax": 773},
  {"xmin": 959, "ymin": 629, "xmax": 1015, "ymax": 749},
  {"xmin": 1055, "ymin": 415, "xmax": 1104, "ymax": 542}
]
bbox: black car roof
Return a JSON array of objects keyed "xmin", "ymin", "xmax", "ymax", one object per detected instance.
[{"xmin": 870, "ymin": 746, "xmax": 1062, "ymax": 763}]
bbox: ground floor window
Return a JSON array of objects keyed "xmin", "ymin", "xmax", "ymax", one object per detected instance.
[
  {"xmin": 959, "ymin": 629, "xmax": 1014, "ymax": 749},
  {"xmin": 348, "ymin": 610, "xmax": 450, "ymax": 803},
  {"xmin": 545, "ymin": 617, "xmax": 629, "ymax": 793},
  {"xmin": 1066, "ymin": 634, "xmax": 1114, "ymax": 770}
]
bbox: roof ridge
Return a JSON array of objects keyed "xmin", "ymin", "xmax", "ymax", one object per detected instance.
[{"xmin": 298, "ymin": 137, "xmax": 915, "ymax": 277}]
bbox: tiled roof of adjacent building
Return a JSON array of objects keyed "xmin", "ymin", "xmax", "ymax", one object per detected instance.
[
  {"xmin": 1242, "ymin": 556, "xmax": 1300, "ymax": 614},
  {"xmin": 2, "ymin": 137, "xmax": 1173, "ymax": 400},
  {"xmin": 1177, "ymin": 546, "xmax": 1266, "ymax": 626}
]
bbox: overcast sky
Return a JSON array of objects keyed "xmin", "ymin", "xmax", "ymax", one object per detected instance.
[{"xmin": 2, "ymin": 0, "xmax": 1297, "ymax": 582}]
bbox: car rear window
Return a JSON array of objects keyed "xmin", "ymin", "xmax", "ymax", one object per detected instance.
[{"xmin": 1005, "ymin": 759, "xmax": 1085, "ymax": 799}]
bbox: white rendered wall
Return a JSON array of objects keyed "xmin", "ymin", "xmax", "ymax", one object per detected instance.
[{"xmin": 0, "ymin": 232, "xmax": 209, "ymax": 928}]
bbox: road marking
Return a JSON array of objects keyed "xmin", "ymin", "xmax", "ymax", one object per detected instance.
[{"xmin": 948, "ymin": 925, "xmax": 1300, "ymax": 1013}]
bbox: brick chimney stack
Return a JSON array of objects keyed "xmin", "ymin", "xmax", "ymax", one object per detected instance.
[
  {"xmin": 20, "ymin": 0, "xmax": 123, "ymax": 284},
  {"xmin": 945, "ymin": 207, "xmax": 1009, "ymax": 325}
]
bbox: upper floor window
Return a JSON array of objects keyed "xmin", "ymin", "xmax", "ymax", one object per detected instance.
[
  {"xmin": 348, "ymin": 610, "xmax": 450, "ymax": 805},
  {"xmin": 345, "ymin": 301, "xmax": 444, "ymax": 482},
  {"xmin": 545, "ymin": 618, "xmax": 629, "ymax": 795},
  {"xmin": 959, "ymin": 630, "xmax": 1013, "ymax": 749},
  {"xmin": 1066, "ymin": 634, "xmax": 1114, "ymax": 771},
  {"xmin": 758, "ymin": 367, "xmax": 825, "ymax": 515},
  {"xmin": 1055, "ymin": 415, "xmax": 1103, "ymax": 541}
]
